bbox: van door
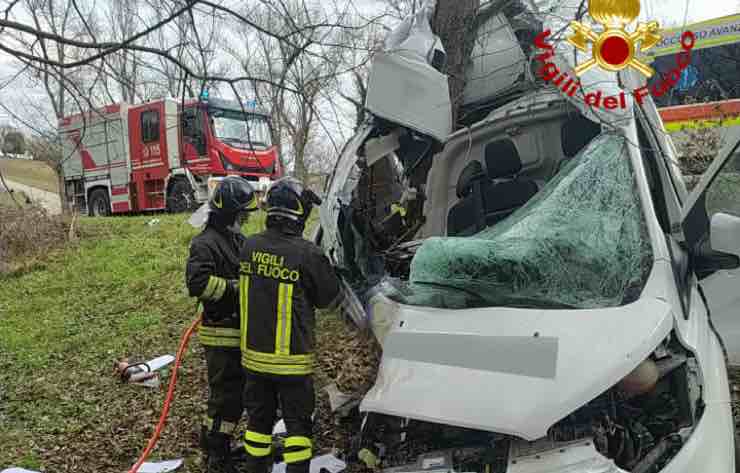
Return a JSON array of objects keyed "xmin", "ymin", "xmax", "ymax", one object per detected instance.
[{"xmin": 680, "ymin": 126, "xmax": 740, "ymax": 363}]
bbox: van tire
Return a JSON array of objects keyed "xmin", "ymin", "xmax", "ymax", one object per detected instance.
[
  {"xmin": 166, "ymin": 178, "xmax": 195, "ymax": 213},
  {"xmin": 88, "ymin": 188, "xmax": 111, "ymax": 217}
]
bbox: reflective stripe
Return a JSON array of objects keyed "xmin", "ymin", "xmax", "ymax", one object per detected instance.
[
  {"xmin": 199, "ymin": 325, "xmax": 240, "ymax": 348},
  {"xmin": 204, "ymin": 417, "xmax": 238, "ymax": 434},
  {"xmin": 202, "ymin": 276, "xmax": 227, "ymax": 301},
  {"xmin": 199, "ymin": 335, "xmax": 240, "ymax": 348},
  {"xmin": 243, "ymin": 358, "xmax": 314, "ymax": 375},
  {"xmin": 275, "ymin": 283, "xmax": 294, "ymax": 355},
  {"xmin": 275, "ymin": 283, "xmax": 284, "ymax": 354},
  {"xmin": 240, "ymin": 275, "xmax": 250, "ymax": 352},
  {"xmin": 212, "ymin": 277, "xmax": 227, "ymax": 301},
  {"xmin": 199, "ymin": 326, "xmax": 240, "ymax": 338},
  {"xmin": 245, "ymin": 430, "xmax": 273, "ymax": 444},
  {"xmin": 244, "ymin": 349, "xmax": 313, "ymax": 365},
  {"xmin": 246, "ymin": 444, "xmax": 272, "ymax": 457},
  {"xmin": 285, "ymin": 436, "xmax": 312, "ymax": 449},
  {"xmin": 244, "ymin": 429, "xmax": 273, "ymax": 458},
  {"xmin": 202, "ymin": 276, "xmax": 219, "ymax": 300},
  {"xmin": 284, "ymin": 449, "xmax": 312, "ymax": 463}
]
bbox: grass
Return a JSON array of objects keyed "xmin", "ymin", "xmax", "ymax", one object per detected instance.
[
  {"xmin": 0, "ymin": 158, "xmax": 59, "ymax": 193},
  {"xmin": 0, "ymin": 210, "xmax": 325, "ymax": 472},
  {"xmin": 0, "ymin": 190, "xmax": 28, "ymax": 208}
]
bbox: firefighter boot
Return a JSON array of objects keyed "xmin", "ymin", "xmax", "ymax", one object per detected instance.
[{"xmin": 201, "ymin": 425, "xmax": 238, "ymax": 473}]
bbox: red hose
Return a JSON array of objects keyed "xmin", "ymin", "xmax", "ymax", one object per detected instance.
[{"xmin": 128, "ymin": 315, "xmax": 202, "ymax": 473}]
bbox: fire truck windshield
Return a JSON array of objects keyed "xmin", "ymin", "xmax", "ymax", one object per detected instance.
[{"xmin": 209, "ymin": 109, "xmax": 272, "ymax": 149}]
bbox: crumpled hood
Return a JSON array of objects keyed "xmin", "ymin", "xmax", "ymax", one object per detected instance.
[{"xmin": 360, "ymin": 294, "xmax": 674, "ymax": 440}]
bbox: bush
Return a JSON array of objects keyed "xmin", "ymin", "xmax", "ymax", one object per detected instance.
[{"xmin": 0, "ymin": 204, "xmax": 69, "ymax": 273}]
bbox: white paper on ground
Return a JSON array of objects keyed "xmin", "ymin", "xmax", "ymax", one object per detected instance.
[
  {"xmin": 2, "ymin": 468, "xmax": 41, "ymax": 473},
  {"xmin": 136, "ymin": 459, "xmax": 183, "ymax": 472},
  {"xmin": 146, "ymin": 355, "xmax": 175, "ymax": 372},
  {"xmin": 271, "ymin": 454, "xmax": 347, "ymax": 473}
]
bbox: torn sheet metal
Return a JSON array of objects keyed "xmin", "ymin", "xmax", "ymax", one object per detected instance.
[
  {"xmin": 404, "ymin": 133, "xmax": 653, "ymax": 310},
  {"xmin": 384, "ymin": 0, "xmax": 441, "ymax": 64},
  {"xmin": 324, "ymin": 383, "xmax": 361, "ymax": 417},
  {"xmin": 360, "ymin": 296, "xmax": 674, "ymax": 440},
  {"xmin": 365, "ymin": 0, "xmax": 451, "ymax": 141}
]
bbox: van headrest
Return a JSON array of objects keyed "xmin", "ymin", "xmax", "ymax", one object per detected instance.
[
  {"xmin": 456, "ymin": 160, "xmax": 485, "ymax": 198},
  {"xmin": 484, "ymin": 140, "xmax": 522, "ymax": 178}
]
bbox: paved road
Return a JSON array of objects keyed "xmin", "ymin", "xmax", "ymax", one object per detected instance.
[{"xmin": 1, "ymin": 179, "xmax": 62, "ymax": 215}]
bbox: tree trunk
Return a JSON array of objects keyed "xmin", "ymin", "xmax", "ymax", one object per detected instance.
[
  {"xmin": 55, "ymin": 163, "xmax": 70, "ymax": 214},
  {"xmin": 432, "ymin": 0, "xmax": 479, "ymax": 129},
  {"xmin": 293, "ymin": 137, "xmax": 308, "ymax": 183}
]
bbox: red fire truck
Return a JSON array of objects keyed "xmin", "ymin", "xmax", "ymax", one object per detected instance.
[{"xmin": 59, "ymin": 96, "xmax": 282, "ymax": 216}]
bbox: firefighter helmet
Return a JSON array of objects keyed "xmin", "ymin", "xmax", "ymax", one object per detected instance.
[
  {"xmin": 209, "ymin": 175, "xmax": 258, "ymax": 217},
  {"xmin": 263, "ymin": 177, "xmax": 321, "ymax": 226}
]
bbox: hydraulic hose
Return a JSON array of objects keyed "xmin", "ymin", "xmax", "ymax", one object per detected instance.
[{"xmin": 127, "ymin": 315, "xmax": 202, "ymax": 473}]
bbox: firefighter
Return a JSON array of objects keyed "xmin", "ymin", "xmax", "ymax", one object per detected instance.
[
  {"xmin": 238, "ymin": 177, "xmax": 343, "ymax": 473},
  {"xmin": 186, "ymin": 175, "xmax": 258, "ymax": 473}
]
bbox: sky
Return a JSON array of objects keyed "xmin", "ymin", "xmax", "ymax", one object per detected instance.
[{"xmin": 1, "ymin": 0, "xmax": 739, "ymax": 129}]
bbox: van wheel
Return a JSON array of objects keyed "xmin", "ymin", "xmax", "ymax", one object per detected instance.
[
  {"xmin": 167, "ymin": 179, "xmax": 195, "ymax": 213},
  {"xmin": 88, "ymin": 189, "xmax": 111, "ymax": 217}
]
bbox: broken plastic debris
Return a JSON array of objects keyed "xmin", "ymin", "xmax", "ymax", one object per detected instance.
[
  {"xmin": 146, "ymin": 218, "xmax": 161, "ymax": 226},
  {"xmin": 137, "ymin": 459, "xmax": 183, "ymax": 473},
  {"xmin": 324, "ymin": 383, "xmax": 353, "ymax": 411},
  {"xmin": 2, "ymin": 468, "xmax": 42, "ymax": 473},
  {"xmin": 273, "ymin": 419, "xmax": 287, "ymax": 435},
  {"xmin": 271, "ymin": 454, "xmax": 346, "ymax": 473}
]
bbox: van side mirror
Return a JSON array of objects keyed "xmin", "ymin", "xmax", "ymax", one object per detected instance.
[{"xmin": 711, "ymin": 212, "xmax": 740, "ymax": 258}]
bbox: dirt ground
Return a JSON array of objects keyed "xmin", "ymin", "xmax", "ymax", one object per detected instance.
[{"xmin": 0, "ymin": 158, "xmax": 58, "ymax": 193}]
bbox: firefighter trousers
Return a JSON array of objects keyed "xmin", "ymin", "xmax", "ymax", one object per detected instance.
[
  {"xmin": 204, "ymin": 347, "xmax": 246, "ymax": 431},
  {"xmin": 243, "ymin": 373, "xmax": 315, "ymax": 473}
]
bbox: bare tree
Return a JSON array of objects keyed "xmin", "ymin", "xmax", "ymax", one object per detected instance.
[
  {"xmin": 229, "ymin": 0, "xmax": 358, "ymax": 180},
  {"xmin": 432, "ymin": 0, "xmax": 480, "ymax": 128}
]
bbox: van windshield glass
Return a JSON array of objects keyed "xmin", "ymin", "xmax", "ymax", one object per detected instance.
[
  {"xmin": 399, "ymin": 133, "xmax": 654, "ymax": 310},
  {"xmin": 209, "ymin": 109, "xmax": 272, "ymax": 149}
]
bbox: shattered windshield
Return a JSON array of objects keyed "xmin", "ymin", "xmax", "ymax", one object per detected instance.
[{"xmin": 396, "ymin": 133, "xmax": 653, "ymax": 310}]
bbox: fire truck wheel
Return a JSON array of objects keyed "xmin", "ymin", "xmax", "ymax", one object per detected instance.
[
  {"xmin": 88, "ymin": 188, "xmax": 111, "ymax": 217},
  {"xmin": 166, "ymin": 178, "xmax": 195, "ymax": 214}
]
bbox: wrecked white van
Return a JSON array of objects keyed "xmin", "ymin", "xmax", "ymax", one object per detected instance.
[{"xmin": 317, "ymin": 3, "xmax": 740, "ymax": 472}]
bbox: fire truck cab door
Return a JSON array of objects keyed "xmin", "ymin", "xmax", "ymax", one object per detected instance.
[
  {"xmin": 182, "ymin": 106, "xmax": 208, "ymax": 165},
  {"xmin": 129, "ymin": 102, "xmax": 168, "ymax": 210}
]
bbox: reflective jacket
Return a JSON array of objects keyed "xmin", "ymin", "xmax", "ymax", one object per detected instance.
[
  {"xmin": 186, "ymin": 225, "xmax": 247, "ymax": 348},
  {"xmin": 239, "ymin": 228, "xmax": 341, "ymax": 376}
]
